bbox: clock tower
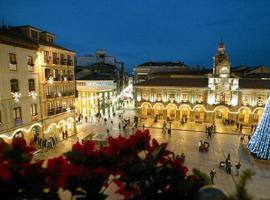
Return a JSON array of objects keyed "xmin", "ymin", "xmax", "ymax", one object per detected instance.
[{"xmin": 213, "ymin": 41, "xmax": 231, "ymax": 77}]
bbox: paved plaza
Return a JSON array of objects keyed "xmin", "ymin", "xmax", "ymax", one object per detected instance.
[{"xmin": 33, "ymin": 108, "xmax": 270, "ymax": 200}]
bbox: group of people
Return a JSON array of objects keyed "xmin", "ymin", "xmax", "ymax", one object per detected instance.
[
  {"xmin": 198, "ymin": 140, "xmax": 210, "ymax": 152},
  {"xmin": 34, "ymin": 135, "xmax": 59, "ymax": 151},
  {"xmin": 211, "ymin": 154, "xmax": 242, "ymax": 184},
  {"xmin": 205, "ymin": 124, "xmax": 216, "ymax": 138}
]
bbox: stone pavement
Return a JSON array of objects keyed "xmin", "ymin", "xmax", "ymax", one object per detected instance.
[{"xmin": 33, "ymin": 108, "xmax": 270, "ymax": 200}]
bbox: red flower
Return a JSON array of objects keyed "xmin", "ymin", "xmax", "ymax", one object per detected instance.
[
  {"xmin": 129, "ymin": 130, "xmax": 150, "ymax": 150},
  {"xmin": 0, "ymin": 163, "xmax": 12, "ymax": 181},
  {"xmin": 72, "ymin": 141, "xmax": 95, "ymax": 156},
  {"xmin": 46, "ymin": 156, "xmax": 68, "ymax": 189}
]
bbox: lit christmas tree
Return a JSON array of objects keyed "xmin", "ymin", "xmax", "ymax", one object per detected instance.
[{"xmin": 247, "ymin": 97, "xmax": 270, "ymax": 160}]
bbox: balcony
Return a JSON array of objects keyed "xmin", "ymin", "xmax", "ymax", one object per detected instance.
[
  {"xmin": 69, "ymin": 91, "xmax": 75, "ymax": 96},
  {"xmin": 14, "ymin": 118, "xmax": 23, "ymax": 127},
  {"xmin": 67, "ymin": 60, "xmax": 73, "ymax": 66},
  {"xmin": 63, "ymin": 91, "xmax": 69, "ymax": 96},
  {"xmin": 48, "ymin": 109, "xmax": 55, "ymax": 116},
  {"xmin": 56, "ymin": 107, "xmax": 62, "ymax": 114},
  {"xmin": 54, "ymin": 75, "xmax": 60, "ymax": 81},
  {"xmin": 46, "ymin": 93, "xmax": 55, "ymax": 99},
  {"xmin": 68, "ymin": 76, "xmax": 74, "ymax": 81},
  {"xmin": 60, "ymin": 59, "xmax": 66, "ymax": 65},
  {"xmin": 9, "ymin": 63, "xmax": 17, "ymax": 71},
  {"xmin": 53, "ymin": 58, "xmax": 59, "ymax": 65}
]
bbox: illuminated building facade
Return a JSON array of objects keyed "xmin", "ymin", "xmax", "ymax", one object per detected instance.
[
  {"xmin": 134, "ymin": 42, "xmax": 270, "ymax": 126},
  {"xmin": 76, "ymin": 73, "xmax": 117, "ymax": 118},
  {"xmin": 0, "ymin": 25, "xmax": 76, "ymax": 143}
]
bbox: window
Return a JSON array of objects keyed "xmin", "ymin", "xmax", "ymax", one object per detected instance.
[
  {"xmin": 9, "ymin": 53, "xmax": 17, "ymax": 64},
  {"xmin": 53, "ymin": 52, "xmax": 58, "ymax": 64},
  {"xmin": 10, "ymin": 79, "xmax": 19, "ymax": 92},
  {"xmin": 28, "ymin": 79, "xmax": 35, "ymax": 92},
  {"xmin": 45, "ymin": 69, "xmax": 51, "ymax": 80},
  {"xmin": 53, "ymin": 69, "xmax": 59, "ymax": 80},
  {"xmin": 48, "ymin": 36, "xmax": 54, "ymax": 43},
  {"xmin": 13, "ymin": 107, "xmax": 22, "ymax": 119},
  {"xmin": 31, "ymin": 30, "xmax": 38, "ymax": 39},
  {"xmin": 60, "ymin": 54, "xmax": 65, "ymax": 65},
  {"xmin": 44, "ymin": 51, "xmax": 49, "ymax": 63},
  {"xmin": 31, "ymin": 104, "xmax": 37, "ymax": 116},
  {"xmin": 27, "ymin": 56, "xmax": 34, "ymax": 66},
  {"xmin": 67, "ymin": 55, "xmax": 73, "ymax": 66}
]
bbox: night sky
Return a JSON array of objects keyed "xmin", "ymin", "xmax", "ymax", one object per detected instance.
[{"xmin": 1, "ymin": 0, "xmax": 270, "ymax": 74}]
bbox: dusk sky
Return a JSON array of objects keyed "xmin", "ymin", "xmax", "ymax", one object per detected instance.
[{"xmin": 1, "ymin": 0, "xmax": 270, "ymax": 73}]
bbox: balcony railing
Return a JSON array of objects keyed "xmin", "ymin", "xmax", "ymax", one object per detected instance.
[
  {"xmin": 48, "ymin": 109, "xmax": 55, "ymax": 116},
  {"xmin": 54, "ymin": 75, "xmax": 60, "ymax": 81},
  {"xmin": 14, "ymin": 118, "xmax": 23, "ymax": 127},
  {"xmin": 62, "ymin": 92, "xmax": 69, "ymax": 96},
  {"xmin": 56, "ymin": 107, "xmax": 62, "ymax": 114},
  {"xmin": 67, "ymin": 60, "xmax": 73, "ymax": 66},
  {"xmin": 46, "ymin": 93, "xmax": 55, "ymax": 99},
  {"xmin": 68, "ymin": 76, "xmax": 74, "ymax": 81},
  {"xmin": 53, "ymin": 58, "xmax": 59, "ymax": 64},
  {"xmin": 60, "ymin": 59, "xmax": 66, "ymax": 65}
]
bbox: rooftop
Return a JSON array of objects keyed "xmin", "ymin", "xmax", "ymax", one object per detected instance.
[
  {"xmin": 138, "ymin": 61, "xmax": 185, "ymax": 67},
  {"xmin": 135, "ymin": 77, "xmax": 209, "ymax": 88},
  {"xmin": 76, "ymin": 72, "xmax": 114, "ymax": 81},
  {"xmin": 0, "ymin": 25, "xmax": 74, "ymax": 52}
]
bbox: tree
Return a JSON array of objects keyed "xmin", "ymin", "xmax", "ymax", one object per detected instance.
[{"xmin": 247, "ymin": 97, "xmax": 270, "ymax": 160}]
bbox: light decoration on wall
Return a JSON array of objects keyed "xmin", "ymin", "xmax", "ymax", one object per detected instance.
[
  {"xmin": 247, "ymin": 97, "xmax": 270, "ymax": 160},
  {"xmin": 28, "ymin": 91, "xmax": 37, "ymax": 99},
  {"xmin": 48, "ymin": 76, "xmax": 54, "ymax": 84},
  {"xmin": 11, "ymin": 92, "xmax": 22, "ymax": 101}
]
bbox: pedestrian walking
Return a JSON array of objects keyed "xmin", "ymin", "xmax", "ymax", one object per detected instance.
[
  {"xmin": 62, "ymin": 131, "xmax": 65, "ymax": 139},
  {"xmin": 106, "ymin": 129, "xmax": 110, "ymax": 136},
  {"xmin": 143, "ymin": 123, "xmax": 145, "ymax": 130},
  {"xmin": 235, "ymin": 162, "xmax": 241, "ymax": 176},
  {"xmin": 210, "ymin": 168, "xmax": 216, "ymax": 184},
  {"xmin": 111, "ymin": 120, "xmax": 113, "ymax": 125}
]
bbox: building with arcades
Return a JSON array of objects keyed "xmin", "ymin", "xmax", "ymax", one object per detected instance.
[
  {"xmin": 0, "ymin": 25, "xmax": 76, "ymax": 144},
  {"xmin": 134, "ymin": 42, "xmax": 270, "ymax": 127}
]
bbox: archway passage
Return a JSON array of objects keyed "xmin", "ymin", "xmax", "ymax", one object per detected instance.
[
  {"xmin": 141, "ymin": 103, "xmax": 152, "ymax": 118},
  {"xmin": 153, "ymin": 103, "xmax": 164, "ymax": 120},
  {"xmin": 238, "ymin": 108, "xmax": 250, "ymax": 125},
  {"xmin": 253, "ymin": 108, "xmax": 263, "ymax": 124},
  {"xmin": 179, "ymin": 105, "xmax": 191, "ymax": 123},
  {"xmin": 193, "ymin": 106, "xmax": 205, "ymax": 123},
  {"xmin": 166, "ymin": 104, "xmax": 177, "ymax": 120},
  {"xmin": 215, "ymin": 107, "xmax": 229, "ymax": 124}
]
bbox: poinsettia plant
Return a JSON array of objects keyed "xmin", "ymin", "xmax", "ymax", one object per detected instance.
[{"xmin": 0, "ymin": 130, "xmax": 208, "ymax": 199}]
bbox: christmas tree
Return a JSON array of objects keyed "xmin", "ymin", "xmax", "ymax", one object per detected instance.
[{"xmin": 247, "ymin": 97, "xmax": 270, "ymax": 160}]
